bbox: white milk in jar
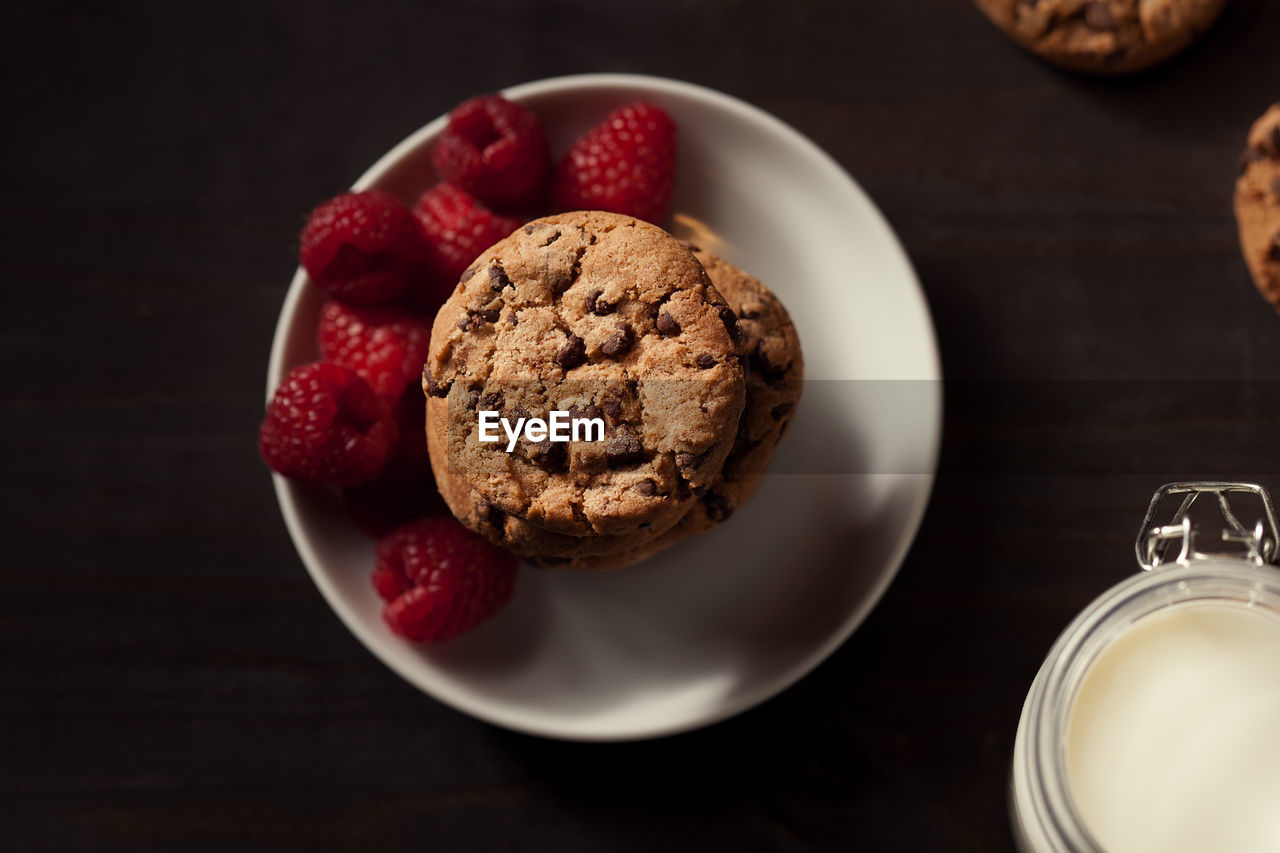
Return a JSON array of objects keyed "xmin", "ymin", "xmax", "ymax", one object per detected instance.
[
  {"xmin": 1010, "ymin": 483, "xmax": 1280, "ymax": 853},
  {"xmin": 1066, "ymin": 603, "xmax": 1280, "ymax": 853}
]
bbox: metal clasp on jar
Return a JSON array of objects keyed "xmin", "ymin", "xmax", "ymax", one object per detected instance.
[{"xmin": 1135, "ymin": 482, "xmax": 1280, "ymax": 571}]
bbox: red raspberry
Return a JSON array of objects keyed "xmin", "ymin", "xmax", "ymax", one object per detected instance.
[
  {"xmin": 415, "ymin": 183, "xmax": 521, "ymax": 290},
  {"xmin": 553, "ymin": 102, "xmax": 677, "ymax": 224},
  {"xmin": 317, "ymin": 301, "xmax": 431, "ymax": 401},
  {"xmin": 373, "ymin": 517, "xmax": 518, "ymax": 642},
  {"xmin": 431, "ymin": 95, "xmax": 550, "ymax": 211},
  {"xmin": 299, "ymin": 190, "xmax": 426, "ymax": 307},
  {"xmin": 259, "ymin": 362, "xmax": 398, "ymax": 487}
]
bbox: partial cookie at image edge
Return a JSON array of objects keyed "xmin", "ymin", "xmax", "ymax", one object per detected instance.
[
  {"xmin": 1235, "ymin": 103, "xmax": 1280, "ymax": 309},
  {"xmin": 971, "ymin": 0, "xmax": 1230, "ymax": 74}
]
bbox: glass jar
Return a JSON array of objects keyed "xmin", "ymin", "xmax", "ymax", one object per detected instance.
[{"xmin": 1009, "ymin": 483, "xmax": 1280, "ymax": 853}]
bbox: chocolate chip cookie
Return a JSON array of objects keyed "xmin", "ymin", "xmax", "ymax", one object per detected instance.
[
  {"xmin": 546, "ymin": 250, "xmax": 804, "ymax": 571},
  {"xmin": 1235, "ymin": 104, "xmax": 1280, "ymax": 310},
  {"xmin": 973, "ymin": 0, "xmax": 1229, "ymax": 73},
  {"xmin": 425, "ymin": 211, "xmax": 746, "ymax": 541}
]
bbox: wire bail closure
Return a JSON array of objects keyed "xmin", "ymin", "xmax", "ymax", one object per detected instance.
[{"xmin": 1135, "ymin": 482, "xmax": 1279, "ymax": 571}]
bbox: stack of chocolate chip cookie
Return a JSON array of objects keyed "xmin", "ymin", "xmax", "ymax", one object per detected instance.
[{"xmin": 422, "ymin": 211, "xmax": 803, "ymax": 570}]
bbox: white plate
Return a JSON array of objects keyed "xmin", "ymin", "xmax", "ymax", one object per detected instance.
[{"xmin": 267, "ymin": 73, "xmax": 941, "ymax": 741}]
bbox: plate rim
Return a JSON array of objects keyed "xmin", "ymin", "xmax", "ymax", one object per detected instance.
[{"xmin": 266, "ymin": 72, "xmax": 943, "ymax": 741}]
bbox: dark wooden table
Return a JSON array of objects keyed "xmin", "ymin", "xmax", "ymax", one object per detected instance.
[{"xmin": 6, "ymin": 1, "xmax": 1280, "ymax": 849}]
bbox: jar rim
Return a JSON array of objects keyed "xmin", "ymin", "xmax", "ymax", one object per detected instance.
[{"xmin": 1018, "ymin": 559, "xmax": 1280, "ymax": 852}]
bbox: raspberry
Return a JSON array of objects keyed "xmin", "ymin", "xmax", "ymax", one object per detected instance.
[
  {"xmin": 299, "ymin": 190, "xmax": 426, "ymax": 307},
  {"xmin": 317, "ymin": 301, "xmax": 431, "ymax": 401},
  {"xmin": 373, "ymin": 517, "xmax": 518, "ymax": 642},
  {"xmin": 415, "ymin": 183, "xmax": 521, "ymax": 289},
  {"xmin": 553, "ymin": 102, "xmax": 677, "ymax": 224},
  {"xmin": 259, "ymin": 362, "xmax": 398, "ymax": 487},
  {"xmin": 431, "ymin": 95, "xmax": 550, "ymax": 211}
]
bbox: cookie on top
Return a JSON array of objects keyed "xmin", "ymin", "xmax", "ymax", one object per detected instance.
[{"xmin": 424, "ymin": 211, "xmax": 746, "ymax": 541}]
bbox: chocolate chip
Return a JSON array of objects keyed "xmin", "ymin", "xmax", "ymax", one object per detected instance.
[
  {"xmin": 476, "ymin": 498, "xmax": 499, "ymax": 522},
  {"xmin": 542, "ymin": 231, "xmax": 561, "ymax": 247},
  {"xmin": 1084, "ymin": 1, "xmax": 1114, "ymax": 29},
  {"xmin": 600, "ymin": 323, "xmax": 633, "ymax": 358},
  {"xmin": 1241, "ymin": 147, "xmax": 1266, "ymax": 175},
  {"xmin": 479, "ymin": 392, "xmax": 503, "ymax": 410},
  {"xmin": 771, "ymin": 402, "xmax": 794, "ymax": 420},
  {"xmin": 738, "ymin": 305, "xmax": 762, "ymax": 320},
  {"xmin": 460, "ymin": 262, "xmax": 480, "ymax": 283},
  {"xmin": 503, "ymin": 405, "xmax": 530, "ymax": 422},
  {"xmin": 696, "ymin": 353, "xmax": 716, "ymax": 369},
  {"xmin": 465, "ymin": 389, "xmax": 480, "ymax": 410},
  {"xmin": 605, "ymin": 427, "xmax": 645, "ymax": 467},
  {"xmin": 601, "ymin": 394, "xmax": 623, "ymax": 420},
  {"xmin": 1269, "ymin": 233, "xmax": 1280, "ymax": 263},
  {"xmin": 717, "ymin": 304, "xmax": 741, "ymax": 342},
  {"xmin": 507, "ymin": 312, "xmax": 518, "ymax": 326},
  {"xmin": 584, "ymin": 404, "xmax": 602, "ymax": 421},
  {"xmin": 488, "ymin": 264, "xmax": 512, "ymax": 291},
  {"xmin": 656, "ymin": 311, "xmax": 681, "ymax": 336},
  {"xmin": 474, "ymin": 308, "xmax": 500, "ymax": 324},
  {"xmin": 524, "ymin": 438, "xmax": 567, "ymax": 472},
  {"xmin": 636, "ymin": 479, "xmax": 657, "ymax": 497},
  {"xmin": 425, "ymin": 376, "xmax": 452, "ymax": 397},
  {"xmin": 585, "ymin": 288, "xmax": 614, "ymax": 315},
  {"xmin": 556, "ymin": 333, "xmax": 587, "ymax": 370},
  {"xmin": 681, "ymin": 240, "xmax": 701, "ymax": 252},
  {"xmin": 549, "ymin": 270, "xmax": 574, "ymax": 295},
  {"xmin": 675, "ymin": 452, "xmax": 697, "ymax": 468},
  {"xmin": 704, "ymin": 493, "xmax": 734, "ymax": 523},
  {"xmin": 523, "ymin": 223, "xmax": 538, "ymax": 235},
  {"xmin": 457, "ymin": 317, "xmax": 471, "ymax": 331}
]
